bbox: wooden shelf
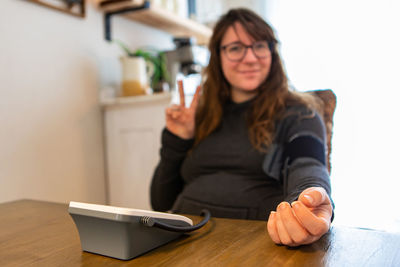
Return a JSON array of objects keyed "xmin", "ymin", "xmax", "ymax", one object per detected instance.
[{"xmin": 99, "ymin": 0, "xmax": 212, "ymax": 45}]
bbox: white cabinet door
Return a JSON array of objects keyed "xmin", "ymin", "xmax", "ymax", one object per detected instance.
[{"xmin": 104, "ymin": 95, "xmax": 171, "ymax": 210}]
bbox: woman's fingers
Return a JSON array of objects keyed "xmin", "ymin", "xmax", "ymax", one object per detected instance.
[
  {"xmin": 178, "ymin": 80, "xmax": 185, "ymax": 107},
  {"xmin": 166, "ymin": 105, "xmax": 180, "ymax": 114},
  {"xmin": 267, "ymin": 211, "xmax": 281, "ymax": 244},
  {"xmin": 268, "ymin": 188, "xmax": 333, "ymax": 246},
  {"xmin": 165, "ymin": 82, "xmax": 200, "ymax": 139},
  {"xmin": 178, "ymin": 80, "xmax": 202, "ymax": 110},
  {"xmin": 166, "ymin": 105, "xmax": 182, "ymax": 120},
  {"xmin": 299, "ymin": 187, "xmax": 329, "ymax": 208},
  {"xmin": 277, "ymin": 202, "xmax": 311, "ymax": 246},
  {"xmin": 268, "ymin": 200, "xmax": 331, "ymax": 246},
  {"xmin": 190, "ymin": 85, "xmax": 201, "ymax": 110},
  {"xmin": 275, "ymin": 207, "xmax": 293, "ymax": 245},
  {"xmin": 296, "ymin": 187, "xmax": 332, "ymax": 235},
  {"xmin": 291, "ymin": 201, "xmax": 331, "ymax": 236}
]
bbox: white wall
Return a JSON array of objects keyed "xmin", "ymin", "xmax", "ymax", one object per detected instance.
[
  {"xmin": 195, "ymin": 0, "xmax": 266, "ymax": 25},
  {"xmin": 266, "ymin": 0, "xmax": 400, "ymax": 232},
  {"xmin": 0, "ymin": 0, "xmax": 172, "ymax": 204}
]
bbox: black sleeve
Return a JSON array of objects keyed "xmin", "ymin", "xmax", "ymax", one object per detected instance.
[
  {"xmin": 281, "ymin": 109, "xmax": 333, "ymax": 209},
  {"xmin": 150, "ymin": 128, "xmax": 194, "ymax": 211}
]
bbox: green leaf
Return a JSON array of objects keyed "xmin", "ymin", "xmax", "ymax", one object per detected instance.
[{"xmin": 113, "ymin": 39, "xmax": 134, "ymax": 57}]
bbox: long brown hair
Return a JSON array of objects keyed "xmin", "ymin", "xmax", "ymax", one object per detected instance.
[{"xmin": 195, "ymin": 8, "xmax": 316, "ymax": 151}]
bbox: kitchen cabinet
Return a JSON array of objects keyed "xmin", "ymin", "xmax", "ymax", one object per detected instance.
[{"xmin": 102, "ymin": 93, "xmax": 171, "ymax": 209}]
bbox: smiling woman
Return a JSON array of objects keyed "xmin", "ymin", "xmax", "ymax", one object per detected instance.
[
  {"xmin": 26, "ymin": 0, "xmax": 85, "ymax": 18},
  {"xmin": 151, "ymin": 8, "xmax": 334, "ymax": 247}
]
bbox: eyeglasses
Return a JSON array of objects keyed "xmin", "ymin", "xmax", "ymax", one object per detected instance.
[{"xmin": 220, "ymin": 40, "xmax": 271, "ymax": 62}]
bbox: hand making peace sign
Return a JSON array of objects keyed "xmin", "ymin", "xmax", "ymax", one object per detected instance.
[{"xmin": 165, "ymin": 80, "xmax": 201, "ymax": 140}]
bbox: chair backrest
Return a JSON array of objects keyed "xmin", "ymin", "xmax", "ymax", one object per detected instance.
[{"xmin": 307, "ymin": 89, "xmax": 337, "ymax": 174}]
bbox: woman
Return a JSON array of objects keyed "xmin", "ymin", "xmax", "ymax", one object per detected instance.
[{"xmin": 151, "ymin": 8, "xmax": 333, "ymax": 246}]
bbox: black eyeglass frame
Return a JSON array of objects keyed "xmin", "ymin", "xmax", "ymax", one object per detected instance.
[{"xmin": 220, "ymin": 40, "xmax": 274, "ymax": 62}]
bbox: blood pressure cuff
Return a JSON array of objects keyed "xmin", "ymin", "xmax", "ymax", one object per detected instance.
[
  {"xmin": 282, "ymin": 135, "xmax": 326, "ymax": 166},
  {"xmin": 262, "ymin": 134, "xmax": 326, "ymax": 181}
]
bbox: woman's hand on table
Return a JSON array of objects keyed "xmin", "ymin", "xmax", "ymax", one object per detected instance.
[
  {"xmin": 165, "ymin": 81, "xmax": 201, "ymax": 140},
  {"xmin": 267, "ymin": 187, "xmax": 333, "ymax": 247}
]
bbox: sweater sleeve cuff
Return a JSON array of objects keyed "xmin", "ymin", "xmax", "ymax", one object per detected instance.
[{"xmin": 162, "ymin": 128, "xmax": 194, "ymax": 152}]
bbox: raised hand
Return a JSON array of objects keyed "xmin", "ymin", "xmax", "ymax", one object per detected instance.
[
  {"xmin": 165, "ymin": 80, "xmax": 201, "ymax": 139},
  {"xmin": 267, "ymin": 187, "xmax": 333, "ymax": 246}
]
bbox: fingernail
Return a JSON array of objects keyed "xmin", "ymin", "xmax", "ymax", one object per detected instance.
[
  {"xmin": 304, "ymin": 194, "xmax": 313, "ymax": 205},
  {"xmin": 291, "ymin": 201, "xmax": 299, "ymax": 210},
  {"xmin": 278, "ymin": 202, "xmax": 287, "ymax": 210},
  {"xmin": 268, "ymin": 211, "xmax": 275, "ymax": 221}
]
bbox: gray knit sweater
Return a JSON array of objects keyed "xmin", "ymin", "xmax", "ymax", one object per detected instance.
[{"xmin": 151, "ymin": 99, "xmax": 332, "ymax": 220}]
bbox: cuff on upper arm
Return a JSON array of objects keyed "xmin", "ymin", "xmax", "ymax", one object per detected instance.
[{"xmin": 283, "ymin": 133, "xmax": 326, "ymax": 167}]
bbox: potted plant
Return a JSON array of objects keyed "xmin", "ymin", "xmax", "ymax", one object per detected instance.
[{"xmin": 115, "ymin": 40, "xmax": 170, "ymax": 93}]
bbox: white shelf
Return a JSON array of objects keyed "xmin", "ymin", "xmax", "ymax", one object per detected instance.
[
  {"xmin": 101, "ymin": 92, "xmax": 172, "ymax": 108},
  {"xmin": 99, "ymin": 0, "xmax": 212, "ymax": 45}
]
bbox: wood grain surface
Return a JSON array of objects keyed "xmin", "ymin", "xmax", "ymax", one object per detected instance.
[{"xmin": 1, "ymin": 200, "xmax": 399, "ymax": 266}]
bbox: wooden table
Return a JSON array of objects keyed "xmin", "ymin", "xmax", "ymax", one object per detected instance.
[{"xmin": 1, "ymin": 200, "xmax": 399, "ymax": 266}]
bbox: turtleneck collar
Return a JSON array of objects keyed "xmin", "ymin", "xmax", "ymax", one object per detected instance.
[{"xmin": 224, "ymin": 96, "xmax": 256, "ymax": 113}]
